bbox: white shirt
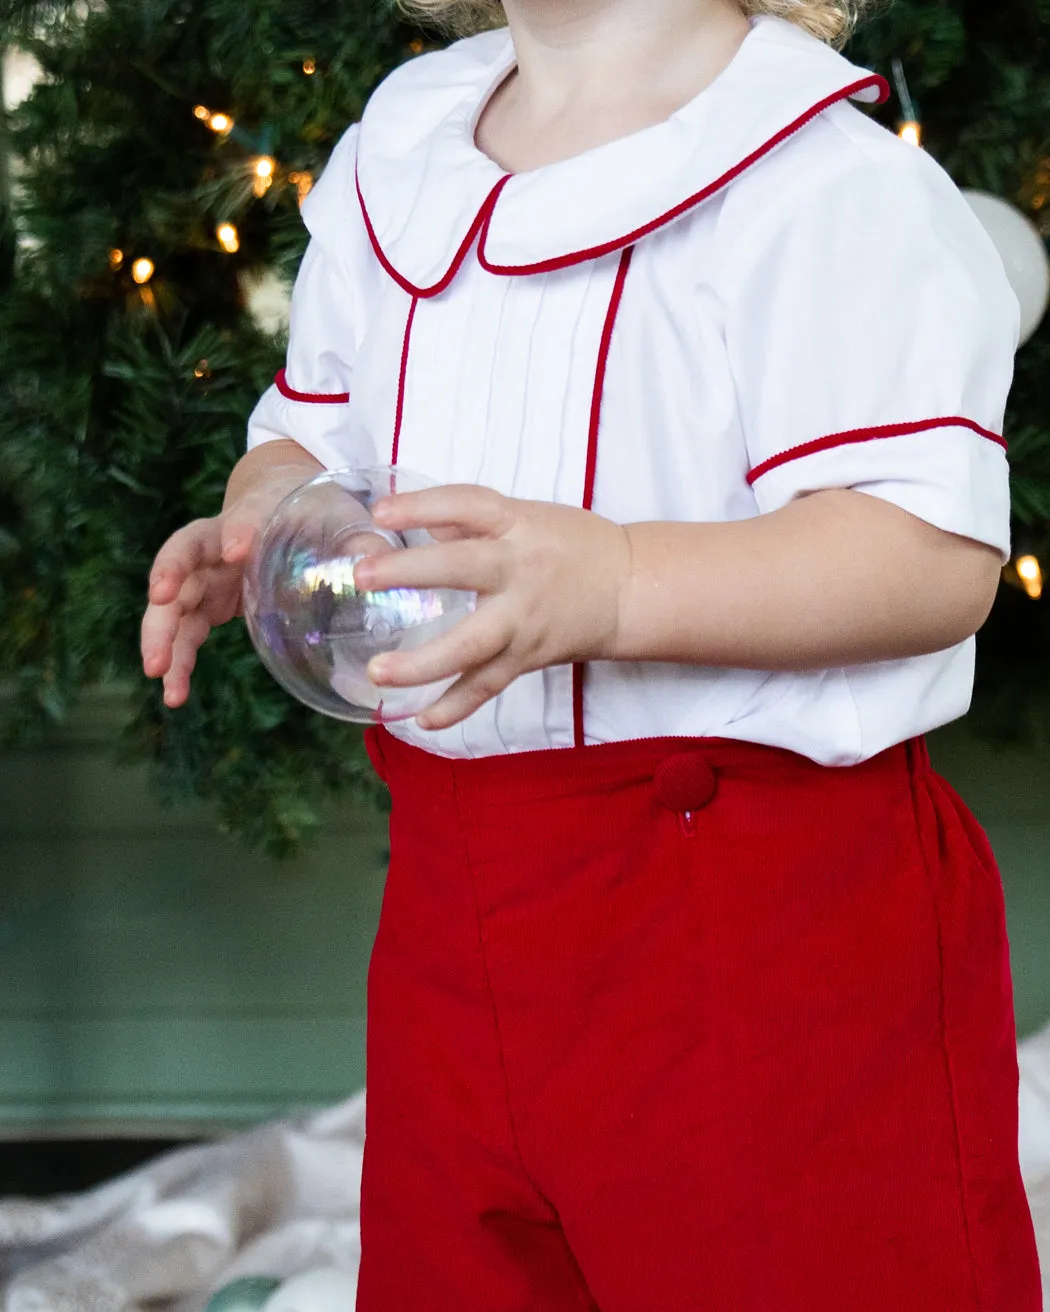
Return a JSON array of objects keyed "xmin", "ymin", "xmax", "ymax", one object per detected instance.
[{"xmin": 248, "ymin": 15, "xmax": 1019, "ymax": 766}]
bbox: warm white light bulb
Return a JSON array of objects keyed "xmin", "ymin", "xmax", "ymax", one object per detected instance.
[
  {"xmin": 898, "ymin": 122, "xmax": 922, "ymax": 148},
  {"xmin": 216, "ymin": 223, "xmax": 240, "ymax": 254},
  {"xmin": 131, "ymin": 257, "xmax": 155, "ymax": 284},
  {"xmin": 288, "ymin": 171, "xmax": 314, "ymax": 205},
  {"xmin": 1016, "ymin": 555, "xmax": 1044, "ymax": 600},
  {"xmin": 208, "ymin": 112, "xmax": 233, "ymax": 133}
]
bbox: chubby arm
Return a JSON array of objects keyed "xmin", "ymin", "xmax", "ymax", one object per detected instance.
[
  {"xmin": 614, "ymin": 488, "xmax": 1002, "ymax": 669},
  {"xmin": 358, "ymin": 483, "xmax": 1002, "ymax": 730}
]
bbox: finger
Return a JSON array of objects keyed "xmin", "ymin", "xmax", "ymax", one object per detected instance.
[
  {"xmin": 354, "ymin": 538, "xmax": 503, "ymax": 596},
  {"xmin": 415, "ymin": 656, "xmax": 522, "ymax": 731},
  {"xmin": 429, "ymin": 525, "xmax": 474, "ymax": 544},
  {"xmin": 368, "ymin": 608, "xmax": 510, "ymax": 690},
  {"xmin": 141, "ymin": 600, "xmax": 186, "ymax": 679},
  {"xmin": 149, "ymin": 520, "xmax": 222, "ymax": 604},
  {"xmin": 177, "ymin": 564, "xmax": 243, "ymax": 625},
  {"xmin": 162, "ymin": 611, "xmax": 212, "ymax": 708},
  {"xmin": 201, "ymin": 565, "xmax": 249, "ymax": 625},
  {"xmin": 372, "ymin": 485, "xmax": 511, "ymax": 539},
  {"xmin": 220, "ymin": 505, "xmax": 266, "ymax": 565},
  {"xmin": 176, "ymin": 571, "xmax": 209, "ymax": 613}
]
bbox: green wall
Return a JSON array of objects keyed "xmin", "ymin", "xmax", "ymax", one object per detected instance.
[{"xmin": 0, "ymin": 688, "xmax": 1046, "ymax": 1137}]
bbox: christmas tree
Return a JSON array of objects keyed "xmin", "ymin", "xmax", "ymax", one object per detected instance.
[{"xmin": 1, "ymin": 0, "xmax": 1047, "ymax": 855}]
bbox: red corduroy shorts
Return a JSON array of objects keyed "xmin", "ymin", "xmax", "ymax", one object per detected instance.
[{"xmin": 357, "ymin": 729, "xmax": 1041, "ymax": 1311}]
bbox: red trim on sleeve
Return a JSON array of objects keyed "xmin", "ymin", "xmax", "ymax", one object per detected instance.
[
  {"xmin": 391, "ymin": 296, "xmax": 420, "ymax": 465},
  {"xmin": 574, "ymin": 245, "xmax": 636, "ymax": 750},
  {"xmin": 274, "ymin": 368, "xmax": 350, "ymax": 405},
  {"xmin": 746, "ymin": 417, "xmax": 1009, "ymax": 486}
]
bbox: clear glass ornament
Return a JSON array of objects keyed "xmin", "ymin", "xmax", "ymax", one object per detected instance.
[{"xmin": 243, "ymin": 466, "xmax": 475, "ymax": 724}]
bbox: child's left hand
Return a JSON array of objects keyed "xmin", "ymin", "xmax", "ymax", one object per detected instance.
[{"xmin": 357, "ymin": 485, "xmax": 632, "ymax": 730}]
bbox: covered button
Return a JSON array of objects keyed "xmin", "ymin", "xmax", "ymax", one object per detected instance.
[{"xmin": 653, "ymin": 752, "xmax": 718, "ymax": 813}]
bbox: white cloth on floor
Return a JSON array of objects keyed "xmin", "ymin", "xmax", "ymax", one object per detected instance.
[
  {"xmin": 1020, "ymin": 1025, "xmax": 1050, "ymax": 1303},
  {"xmin": 1, "ymin": 1030, "xmax": 1049, "ymax": 1310},
  {"xmin": 0, "ymin": 1095, "xmax": 364, "ymax": 1312}
]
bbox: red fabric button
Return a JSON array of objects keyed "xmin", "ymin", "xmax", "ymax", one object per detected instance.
[{"xmin": 653, "ymin": 752, "xmax": 718, "ymax": 813}]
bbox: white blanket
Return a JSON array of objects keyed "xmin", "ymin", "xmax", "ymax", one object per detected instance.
[{"xmin": 2, "ymin": 1029, "xmax": 1049, "ymax": 1310}]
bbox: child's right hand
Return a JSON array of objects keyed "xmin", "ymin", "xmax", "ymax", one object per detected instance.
[{"xmin": 141, "ymin": 451, "xmax": 321, "ymax": 708}]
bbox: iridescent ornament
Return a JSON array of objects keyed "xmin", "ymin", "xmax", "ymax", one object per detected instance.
[{"xmin": 244, "ymin": 466, "xmax": 475, "ymax": 724}]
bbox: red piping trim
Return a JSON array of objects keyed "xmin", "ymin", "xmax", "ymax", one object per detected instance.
[
  {"xmin": 747, "ymin": 417, "xmax": 1008, "ymax": 486},
  {"xmin": 391, "ymin": 296, "xmax": 420, "ymax": 465},
  {"xmin": 358, "ymin": 170, "xmax": 512, "ymax": 298},
  {"xmin": 477, "ymin": 75, "xmax": 890, "ymax": 277},
  {"xmin": 358, "ymin": 77, "xmax": 888, "ymax": 288},
  {"xmin": 274, "ymin": 368, "xmax": 349, "ymax": 405},
  {"xmin": 583, "ymin": 247, "xmax": 634, "ymax": 511},
  {"xmin": 574, "ymin": 245, "xmax": 635, "ymax": 749}
]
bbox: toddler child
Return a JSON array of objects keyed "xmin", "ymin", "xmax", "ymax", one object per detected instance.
[{"xmin": 143, "ymin": 0, "xmax": 1043, "ymax": 1306}]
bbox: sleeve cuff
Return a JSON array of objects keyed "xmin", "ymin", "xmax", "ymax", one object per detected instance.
[
  {"xmin": 747, "ymin": 420, "xmax": 1012, "ymax": 562},
  {"xmin": 272, "ymin": 366, "xmax": 350, "ymax": 406},
  {"xmin": 247, "ymin": 380, "xmax": 361, "ymax": 473}
]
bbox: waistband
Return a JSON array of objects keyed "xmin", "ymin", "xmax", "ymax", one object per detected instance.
[{"xmin": 365, "ymin": 727, "xmax": 930, "ymax": 812}]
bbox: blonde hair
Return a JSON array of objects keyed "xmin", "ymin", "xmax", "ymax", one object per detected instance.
[{"xmin": 399, "ymin": 1, "xmax": 875, "ymax": 49}]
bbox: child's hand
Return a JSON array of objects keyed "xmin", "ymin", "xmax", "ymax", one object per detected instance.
[
  {"xmin": 141, "ymin": 465, "xmax": 316, "ymax": 708},
  {"xmin": 355, "ymin": 485, "xmax": 632, "ymax": 730}
]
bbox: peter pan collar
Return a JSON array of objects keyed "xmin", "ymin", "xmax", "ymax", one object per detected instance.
[{"xmin": 355, "ymin": 16, "xmax": 889, "ymax": 294}]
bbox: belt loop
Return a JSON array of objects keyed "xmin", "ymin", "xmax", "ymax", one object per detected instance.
[
  {"xmin": 364, "ymin": 725, "xmax": 389, "ymax": 783},
  {"xmin": 907, "ymin": 735, "xmax": 931, "ymax": 777}
]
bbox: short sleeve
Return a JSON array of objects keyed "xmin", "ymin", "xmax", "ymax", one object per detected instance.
[
  {"xmin": 247, "ymin": 125, "xmax": 366, "ymax": 471},
  {"xmin": 723, "ymin": 148, "xmax": 1020, "ymax": 563}
]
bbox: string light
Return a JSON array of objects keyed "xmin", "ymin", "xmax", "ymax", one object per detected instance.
[
  {"xmin": 891, "ymin": 59, "xmax": 923, "ymax": 150},
  {"xmin": 191, "ymin": 96, "xmax": 315, "ymax": 208},
  {"xmin": 131, "ymin": 257, "xmax": 155, "ymax": 284},
  {"xmin": 252, "ymin": 154, "xmax": 277, "ymax": 197},
  {"xmin": 192, "ymin": 103, "xmax": 235, "ymax": 133},
  {"xmin": 108, "ymin": 248, "xmax": 124, "ymax": 270},
  {"xmin": 216, "ymin": 223, "xmax": 240, "ymax": 254},
  {"xmin": 194, "ymin": 359, "xmax": 211, "ymax": 379},
  {"xmin": 288, "ymin": 170, "xmax": 314, "ymax": 205},
  {"xmin": 1016, "ymin": 555, "xmax": 1044, "ymax": 600},
  {"xmin": 302, "ymin": 58, "xmax": 317, "ymax": 75}
]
